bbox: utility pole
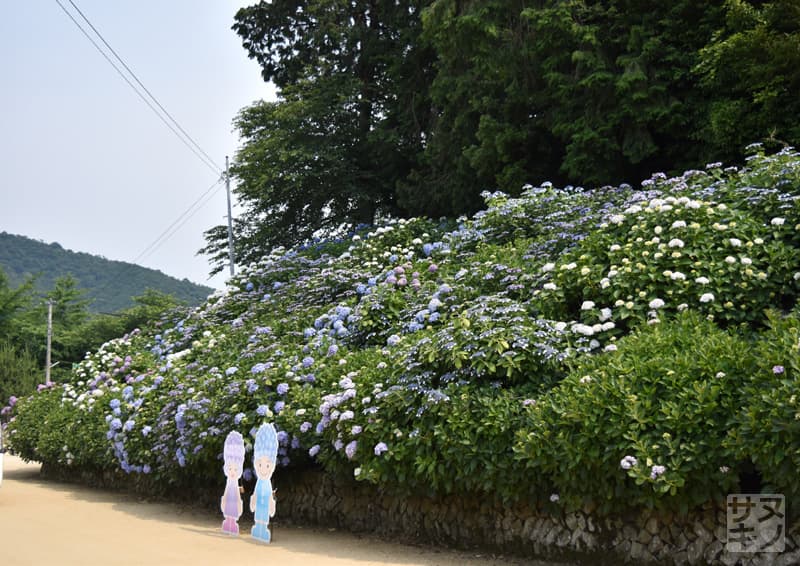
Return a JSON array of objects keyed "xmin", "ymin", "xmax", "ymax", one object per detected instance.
[
  {"xmin": 45, "ymin": 300, "xmax": 53, "ymax": 386},
  {"xmin": 225, "ymin": 155, "xmax": 236, "ymax": 276}
]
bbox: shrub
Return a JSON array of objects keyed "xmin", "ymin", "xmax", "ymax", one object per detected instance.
[{"xmin": 515, "ymin": 313, "xmax": 754, "ymax": 514}]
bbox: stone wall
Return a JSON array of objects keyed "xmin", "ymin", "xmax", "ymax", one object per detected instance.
[
  {"xmin": 272, "ymin": 469, "xmax": 800, "ymax": 566},
  {"xmin": 42, "ymin": 462, "xmax": 799, "ymax": 565}
]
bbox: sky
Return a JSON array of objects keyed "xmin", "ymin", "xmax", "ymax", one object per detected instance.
[{"xmin": 0, "ymin": 1, "xmax": 276, "ymax": 289}]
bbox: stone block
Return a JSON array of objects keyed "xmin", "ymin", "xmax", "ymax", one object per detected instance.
[
  {"xmin": 702, "ymin": 539, "xmax": 723, "ymax": 563},
  {"xmin": 629, "ymin": 541, "xmax": 648, "ymax": 563},
  {"xmin": 647, "ymin": 535, "xmax": 663, "ymax": 556},
  {"xmin": 686, "ymin": 538, "xmax": 707, "ymax": 564}
]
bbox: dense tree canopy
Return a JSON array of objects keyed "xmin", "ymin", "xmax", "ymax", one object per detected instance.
[
  {"xmin": 203, "ymin": 0, "xmax": 798, "ymax": 273},
  {"xmin": 202, "ymin": 0, "xmax": 434, "ymax": 269}
]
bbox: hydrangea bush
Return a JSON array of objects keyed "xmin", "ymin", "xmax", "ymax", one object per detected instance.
[{"xmin": 4, "ymin": 147, "xmax": 800, "ymax": 515}]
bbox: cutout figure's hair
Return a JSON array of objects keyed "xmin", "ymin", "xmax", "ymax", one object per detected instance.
[
  {"xmin": 224, "ymin": 431, "xmax": 245, "ymax": 465},
  {"xmin": 254, "ymin": 423, "xmax": 278, "ymax": 463}
]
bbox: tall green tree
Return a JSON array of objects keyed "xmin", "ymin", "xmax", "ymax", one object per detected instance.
[
  {"xmin": 203, "ymin": 0, "xmax": 435, "ymax": 272},
  {"xmin": 14, "ymin": 275, "xmax": 91, "ymax": 365},
  {"xmin": 0, "ymin": 267, "xmax": 34, "ymax": 340},
  {"xmin": 0, "ymin": 340, "xmax": 39, "ymax": 405},
  {"xmin": 419, "ymin": 0, "xmax": 725, "ymax": 195},
  {"xmin": 696, "ymin": 0, "xmax": 800, "ymax": 159}
]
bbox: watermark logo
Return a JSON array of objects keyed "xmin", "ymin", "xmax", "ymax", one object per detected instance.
[{"xmin": 726, "ymin": 494, "xmax": 785, "ymax": 553}]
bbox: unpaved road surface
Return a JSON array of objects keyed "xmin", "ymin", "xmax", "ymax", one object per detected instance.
[{"xmin": 0, "ymin": 455, "xmax": 565, "ymax": 566}]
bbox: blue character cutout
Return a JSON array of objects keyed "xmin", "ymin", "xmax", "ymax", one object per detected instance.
[{"xmin": 250, "ymin": 423, "xmax": 278, "ymax": 543}]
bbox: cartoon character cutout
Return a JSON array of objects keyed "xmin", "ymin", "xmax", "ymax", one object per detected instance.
[
  {"xmin": 221, "ymin": 431, "xmax": 245, "ymax": 535},
  {"xmin": 250, "ymin": 423, "xmax": 278, "ymax": 543}
]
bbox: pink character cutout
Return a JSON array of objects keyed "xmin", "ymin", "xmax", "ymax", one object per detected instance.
[{"xmin": 221, "ymin": 431, "xmax": 245, "ymax": 535}]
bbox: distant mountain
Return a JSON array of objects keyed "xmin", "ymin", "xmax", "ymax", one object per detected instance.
[{"xmin": 0, "ymin": 232, "xmax": 214, "ymax": 312}]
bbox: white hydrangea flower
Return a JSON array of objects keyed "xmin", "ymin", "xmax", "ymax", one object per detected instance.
[
  {"xmin": 581, "ymin": 300, "xmax": 596, "ymax": 310},
  {"xmin": 725, "ymin": 256, "xmax": 737, "ymax": 264},
  {"xmin": 668, "ymin": 238, "xmax": 684, "ymax": 248},
  {"xmin": 671, "ymin": 220, "xmax": 686, "ymax": 229},
  {"xmin": 541, "ymin": 262, "xmax": 555, "ymax": 272},
  {"xmin": 700, "ymin": 293, "xmax": 715, "ymax": 303},
  {"xmin": 771, "ymin": 217, "xmax": 785, "ymax": 226},
  {"xmin": 695, "ymin": 276, "xmax": 710, "ymax": 285},
  {"xmin": 649, "ymin": 298, "xmax": 665, "ymax": 309}
]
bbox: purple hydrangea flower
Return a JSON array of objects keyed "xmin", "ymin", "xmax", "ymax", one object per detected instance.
[
  {"xmin": 300, "ymin": 421, "xmax": 312, "ymax": 433},
  {"xmin": 309, "ymin": 445, "xmax": 320, "ymax": 457},
  {"xmin": 277, "ymin": 383, "xmax": 289, "ymax": 395},
  {"xmin": 773, "ymin": 365, "xmax": 785, "ymax": 374},
  {"xmin": 345, "ymin": 440, "xmax": 358, "ymax": 460},
  {"xmin": 274, "ymin": 401, "xmax": 285, "ymax": 413},
  {"xmin": 374, "ymin": 442, "xmax": 388, "ymax": 456},
  {"xmin": 256, "ymin": 404, "xmax": 269, "ymax": 416}
]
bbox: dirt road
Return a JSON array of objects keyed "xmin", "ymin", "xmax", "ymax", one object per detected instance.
[{"xmin": 0, "ymin": 455, "xmax": 557, "ymax": 566}]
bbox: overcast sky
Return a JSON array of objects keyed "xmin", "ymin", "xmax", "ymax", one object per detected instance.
[{"xmin": 1, "ymin": 1, "xmax": 276, "ymax": 289}]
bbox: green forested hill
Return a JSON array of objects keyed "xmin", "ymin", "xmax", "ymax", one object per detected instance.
[{"xmin": 0, "ymin": 232, "xmax": 213, "ymax": 312}]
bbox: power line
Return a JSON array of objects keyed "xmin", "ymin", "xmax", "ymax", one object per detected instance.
[
  {"xmin": 137, "ymin": 183, "xmax": 226, "ymax": 264},
  {"xmin": 64, "ymin": 0, "xmax": 222, "ymax": 174},
  {"xmin": 54, "ymin": 0, "xmax": 222, "ymax": 176},
  {"xmin": 133, "ymin": 178, "xmax": 224, "ymax": 264}
]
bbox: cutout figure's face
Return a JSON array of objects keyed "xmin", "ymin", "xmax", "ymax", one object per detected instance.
[
  {"xmin": 253, "ymin": 455, "xmax": 274, "ymax": 479},
  {"xmin": 224, "ymin": 460, "xmax": 242, "ymax": 479}
]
